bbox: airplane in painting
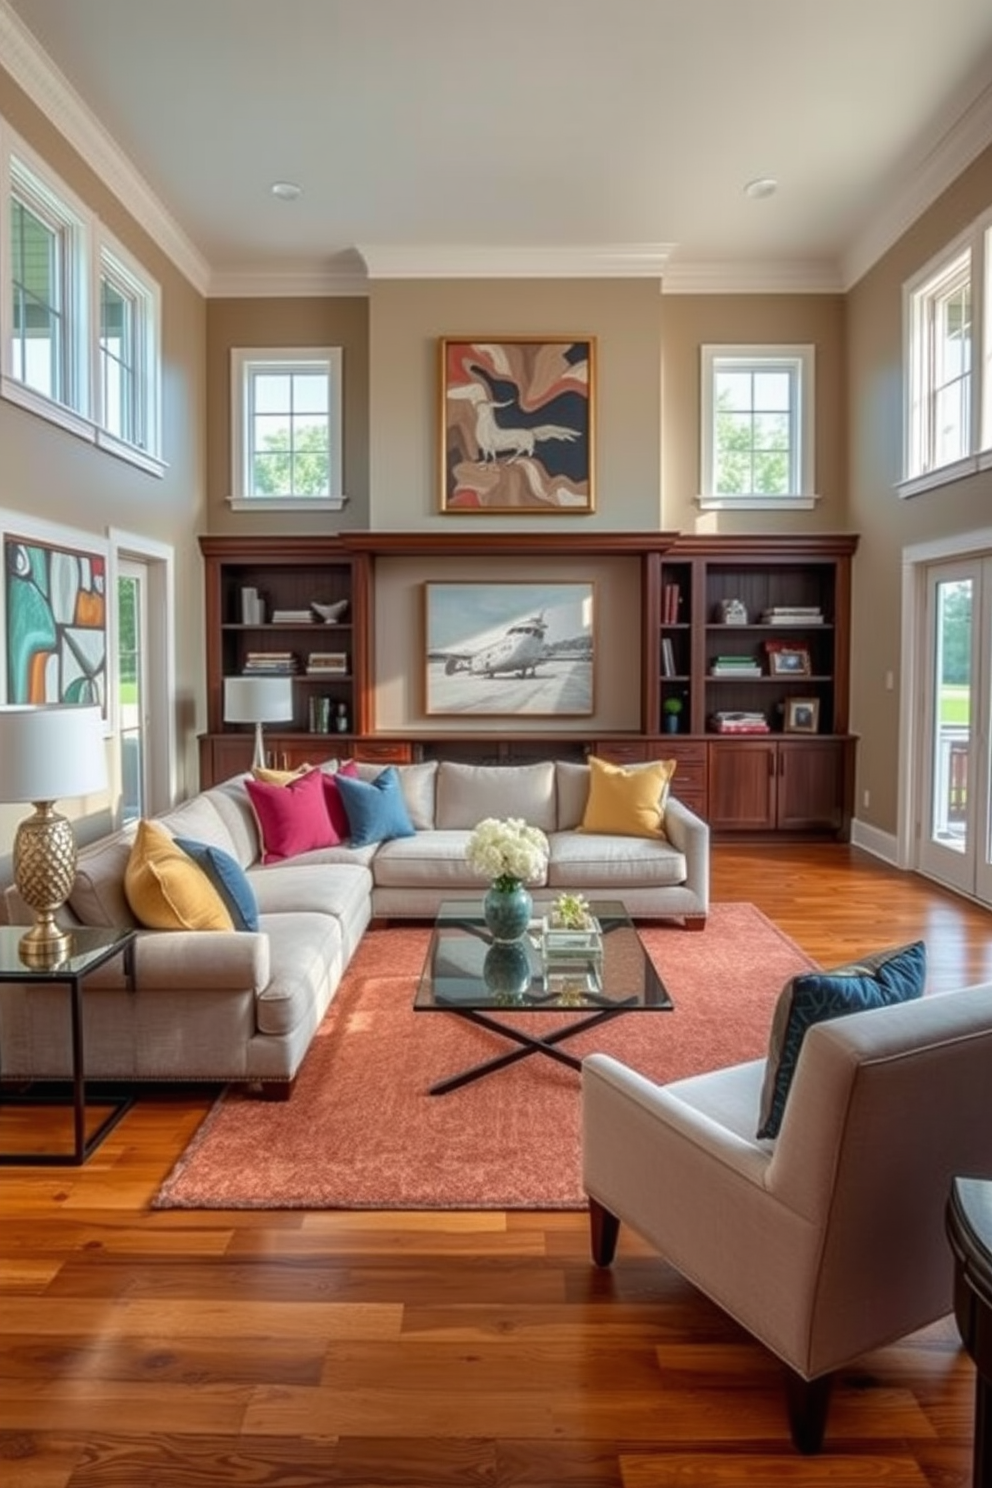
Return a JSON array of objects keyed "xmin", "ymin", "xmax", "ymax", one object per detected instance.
[{"xmin": 442, "ymin": 612, "xmax": 549, "ymax": 678}]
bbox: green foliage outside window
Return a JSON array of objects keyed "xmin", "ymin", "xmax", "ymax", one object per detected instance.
[{"xmin": 252, "ymin": 424, "xmax": 330, "ymax": 497}]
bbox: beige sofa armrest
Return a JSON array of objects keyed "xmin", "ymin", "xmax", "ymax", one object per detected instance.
[
  {"xmin": 84, "ymin": 930, "xmax": 271, "ymax": 992},
  {"xmin": 662, "ymin": 796, "xmax": 710, "ymax": 910}
]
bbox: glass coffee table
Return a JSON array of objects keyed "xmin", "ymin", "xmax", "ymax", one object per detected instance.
[{"xmin": 414, "ymin": 899, "xmax": 673, "ymax": 1095}]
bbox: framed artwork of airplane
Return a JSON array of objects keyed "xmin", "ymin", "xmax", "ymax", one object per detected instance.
[
  {"xmin": 424, "ymin": 580, "xmax": 595, "ymax": 716},
  {"xmin": 439, "ymin": 337, "xmax": 595, "ymax": 514}
]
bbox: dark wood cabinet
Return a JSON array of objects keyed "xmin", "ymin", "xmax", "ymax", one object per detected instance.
[{"xmin": 707, "ymin": 737, "xmax": 852, "ymax": 834}]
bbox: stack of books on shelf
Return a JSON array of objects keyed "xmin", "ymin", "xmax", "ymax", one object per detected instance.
[
  {"xmin": 662, "ymin": 583, "xmax": 682, "ymax": 624},
  {"xmin": 710, "ymin": 655, "xmax": 763, "ymax": 677},
  {"xmin": 271, "ymin": 607, "xmax": 314, "ymax": 624},
  {"xmin": 761, "ymin": 605, "xmax": 825, "ymax": 624},
  {"xmin": 306, "ymin": 651, "xmax": 348, "ymax": 675},
  {"xmin": 242, "ymin": 651, "xmax": 299, "ymax": 675},
  {"xmin": 710, "ymin": 710, "xmax": 770, "ymax": 733}
]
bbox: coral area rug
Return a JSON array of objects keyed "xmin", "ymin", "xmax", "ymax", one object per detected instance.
[{"xmin": 153, "ymin": 903, "xmax": 814, "ymax": 1212}]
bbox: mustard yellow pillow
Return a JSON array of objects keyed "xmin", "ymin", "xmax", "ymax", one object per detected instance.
[
  {"xmin": 124, "ymin": 820, "xmax": 235, "ymax": 931},
  {"xmin": 251, "ymin": 763, "xmax": 313, "ymax": 785},
  {"xmin": 580, "ymin": 756, "xmax": 676, "ymax": 839}
]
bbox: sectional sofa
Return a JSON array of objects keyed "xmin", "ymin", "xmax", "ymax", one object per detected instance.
[{"xmin": 0, "ymin": 758, "xmax": 709, "ymax": 1096}]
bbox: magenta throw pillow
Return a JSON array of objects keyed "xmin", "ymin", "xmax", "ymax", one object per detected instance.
[
  {"xmin": 321, "ymin": 759, "xmax": 359, "ymax": 840},
  {"xmin": 245, "ymin": 766, "xmax": 338, "ymax": 863}
]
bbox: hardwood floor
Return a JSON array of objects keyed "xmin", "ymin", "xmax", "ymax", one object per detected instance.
[{"xmin": 1, "ymin": 843, "xmax": 990, "ymax": 1487}]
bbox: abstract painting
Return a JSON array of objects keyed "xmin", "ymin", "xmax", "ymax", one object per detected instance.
[
  {"xmin": 3, "ymin": 520, "xmax": 109, "ymax": 720},
  {"xmin": 439, "ymin": 337, "xmax": 595, "ymax": 513}
]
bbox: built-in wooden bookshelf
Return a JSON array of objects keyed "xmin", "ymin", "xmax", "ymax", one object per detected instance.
[{"xmin": 198, "ymin": 531, "xmax": 858, "ymax": 838}]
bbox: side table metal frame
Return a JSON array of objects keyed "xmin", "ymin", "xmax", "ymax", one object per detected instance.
[{"xmin": 0, "ymin": 930, "xmax": 137, "ymax": 1166}]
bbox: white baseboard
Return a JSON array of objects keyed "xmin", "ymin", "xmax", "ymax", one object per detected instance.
[{"xmin": 850, "ymin": 817, "xmax": 900, "ymax": 865}]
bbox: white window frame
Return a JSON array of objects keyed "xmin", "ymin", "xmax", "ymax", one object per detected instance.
[
  {"xmin": 95, "ymin": 230, "xmax": 163, "ymax": 474},
  {"xmin": 1, "ymin": 136, "xmax": 92, "ymax": 440},
  {"xmin": 698, "ymin": 344, "xmax": 817, "ymax": 511},
  {"xmin": 229, "ymin": 347, "xmax": 346, "ymax": 511},
  {"xmin": 899, "ymin": 209, "xmax": 992, "ymax": 500},
  {"xmin": 0, "ymin": 118, "xmax": 164, "ymax": 477}
]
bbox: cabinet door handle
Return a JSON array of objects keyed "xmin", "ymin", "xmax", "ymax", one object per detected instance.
[
  {"xmin": 779, "ymin": 750, "xmax": 785, "ymax": 777},
  {"xmin": 768, "ymin": 751, "xmax": 775, "ymax": 777}
]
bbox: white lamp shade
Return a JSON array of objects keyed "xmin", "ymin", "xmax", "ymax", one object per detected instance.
[
  {"xmin": 0, "ymin": 704, "xmax": 108, "ymax": 803},
  {"xmin": 224, "ymin": 675, "xmax": 294, "ymax": 724}
]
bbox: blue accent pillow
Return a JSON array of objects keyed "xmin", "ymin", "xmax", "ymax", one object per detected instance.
[
  {"xmin": 335, "ymin": 766, "xmax": 416, "ymax": 847},
  {"xmin": 756, "ymin": 940, "xmax": 927, "ymax": 1140},
  {"xmin": 174, "ymin": 836, "xmax": 260, "ymax": 932}
]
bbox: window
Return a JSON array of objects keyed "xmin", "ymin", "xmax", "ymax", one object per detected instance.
[
  {"xmin": 6, "ymin": 150, "xmax": 88, "ymax": 425},
  {"xmin": 900, "ymin": 217, "xmax": 992, "ymax": 498},
  {"xmin": 0, "ymin": 121, "xmax": 163, "ymax": 474},
  {"xmin": 98, "ymin": 236, "xmax": 161, "ymax": 464},
  {"xmin": 699, "ymin": 345, "xmax": 816, "ymax": 510},
  {"xmin": 905, "ymin": 245, "xmax": 973, "ymax": 485},
  {"xmin": 230, "ymin": 348, "xmax": 345, "ymax": 510}
]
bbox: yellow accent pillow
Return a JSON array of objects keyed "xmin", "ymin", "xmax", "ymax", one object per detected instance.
[
  {"xmin": 580, "ymin": 756, "xmax": 676, "ymax": 839},
  {"xmin": 251, "ymin": 763, "xmax": 314, "ymax": 785},
  {"xmin": 124, "ymin": 820, "xmax": 235, "ymax": 931}
]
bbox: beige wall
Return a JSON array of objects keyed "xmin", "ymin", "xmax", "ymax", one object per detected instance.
[
  {"xmin": 659, "ymin": 293, "xmax": 848, "ymax": 535},
  {"xmin": 847, "ymin": 142, "xmax": 992, "ymax": 835},
  {"xmin": 0, "ymin": 65, "xmax": 207, "ymax": 872},
  {"xmin": 373, "ymin": 555, "xmax": 642, "ymax": 734},
  {"xmin": 368, "ymin": 278, "xmax": 664, "ymax": 530},
  {"xmin": 205, "ymin": 296, "xmax": 369, "ymax": 532}
]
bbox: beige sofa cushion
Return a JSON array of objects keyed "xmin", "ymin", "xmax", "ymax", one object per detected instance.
[
  {"xmin": 547, "ymin": 831, "xmax": 687, "ymax": 889},
  {"xmin": 352, "ymin": 760, "xmax": 438, "ymax": 830},
  {"xmin": 372, "ymin": 829, "xmax": 549, "ymax": 889},
  {"xmin": 556, "ymin": 760, "xmax": 591, "ymax": 830},
  {"xmin": 435, "ymin": 760, "xmax": 557, "ymax": 831}
]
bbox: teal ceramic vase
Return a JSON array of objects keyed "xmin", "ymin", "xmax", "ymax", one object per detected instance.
[
  {"xmin": 483, "ymin": 940, "xmax": 533, "ymax": 1002},
  {"xmin": 482, "ymin": 881, "xmax": 533, "ymax": 943}
]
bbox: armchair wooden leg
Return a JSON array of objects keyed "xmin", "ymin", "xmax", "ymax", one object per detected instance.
[
  {"xmin": 784, "ymin": 1367, "xmax": 833, "ymax": 1454},
  {"xmin": 683, "ymin": 915, "xmax": 707, "ymax": 932},
  {"xmin": 589, "ymin": 1196, "xmax": 620, "ymax": 1266}
]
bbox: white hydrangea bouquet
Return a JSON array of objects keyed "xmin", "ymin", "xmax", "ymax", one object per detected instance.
[{"xmin": 465, "ymin": 816, "xmax": 548, "ymax": 891}]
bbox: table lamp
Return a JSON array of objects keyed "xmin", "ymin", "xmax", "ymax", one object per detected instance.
[
  {"xmin": 0, "ymin": 704, "xmax": 107, "ymax": 966},
  {"xmin": 223, "ymin": 675, "xmax": 294, "ymax": 769}
]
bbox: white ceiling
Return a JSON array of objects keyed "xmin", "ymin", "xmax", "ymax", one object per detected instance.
[{"xmin": 4, "ymin": 0, "xmax": 992, "ymax": 294}]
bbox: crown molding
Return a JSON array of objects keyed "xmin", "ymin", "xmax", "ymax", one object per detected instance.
[
  {"xmin": 209, "ymin": 265, "xmax": 370, "ymax": 298},
  {"xmin": 0, "ymin": 0, "xmax": 211, "ymax": 294},
  {"xmin": 356, "ymin": 244, "xmax": 674, "ymax": 279},
  {"xmin": 843, "ymin": 74, "xmax": 992, "ymax": 289},
  {"xmin": 661, "ymin": 259, "xmax": 844, "ymax": 295}
]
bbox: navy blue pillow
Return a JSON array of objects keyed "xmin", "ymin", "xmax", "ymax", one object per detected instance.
[
  {"xmin": 335, "ymin": 766, "xmax": 415, "ymax": 847},
  {"xmin": 174, "ymin": 836, "xmax": 259, "ymax": 932},
  {"xmin": 757, "ymin": 940, "xmax": 927, "ymax": 1140}
]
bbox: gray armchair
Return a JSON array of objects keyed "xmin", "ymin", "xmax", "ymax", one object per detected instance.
[{"xmin": 582, "ymin": 984, "xmax": 992, "ymax": 1452}]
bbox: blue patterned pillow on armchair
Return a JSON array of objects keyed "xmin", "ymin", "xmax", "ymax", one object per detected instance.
[{"xmin": 756, "ymin": 940, "xmax": 927, "ymax": 1139}]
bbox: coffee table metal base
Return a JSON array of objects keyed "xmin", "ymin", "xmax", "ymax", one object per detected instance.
[{"xmin": 429, "ymin": 1002, "xmax": 635, "ymax": 1095}]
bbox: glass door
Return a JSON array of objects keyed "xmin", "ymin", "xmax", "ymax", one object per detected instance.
[{"xmin": 917, "ymin": 558, "xmax": 992, "ymax": 902}]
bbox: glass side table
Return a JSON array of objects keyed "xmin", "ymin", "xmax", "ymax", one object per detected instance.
[{"xmin": 0, "ymin": 924, "xmax": 137, "ymax": 1165}]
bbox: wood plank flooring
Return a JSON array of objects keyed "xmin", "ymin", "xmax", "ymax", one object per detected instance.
[{"xmin": 1, "ymin": 842, "xmax": 989, "ymax": 1486}]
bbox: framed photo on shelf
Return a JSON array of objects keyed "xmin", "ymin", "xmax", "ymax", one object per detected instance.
[
  {"xmin": 439, "ymin": 337, "xmax": 595, "ymax": 514},
  {"xmin": 424, "ymin": 579, "xmax": 595, "ymax": 717},
  {"xmin": 784, "ymin": 697, "xmax": 820, "ymax": 734},
  {"xmin": 766, "ymin": 642, "xmax": 811, "ymax": 676}
]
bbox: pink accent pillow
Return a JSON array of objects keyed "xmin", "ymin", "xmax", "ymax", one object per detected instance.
[
  {"xmin": 321, "ymin": 759, "xmax": 359, "ymax": 840},
  {"xmin": 245, "ymin": 766, "xmax": 338, "ymax": 863}
]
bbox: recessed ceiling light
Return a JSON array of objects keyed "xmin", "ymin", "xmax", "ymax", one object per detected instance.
[
  {"xmin": 270, "ymin": 180, "xmax": 302, "ymax": 201},
  {"xmin": 744, "ymin": 177, "xmax": 778, "ymax": 200}
]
